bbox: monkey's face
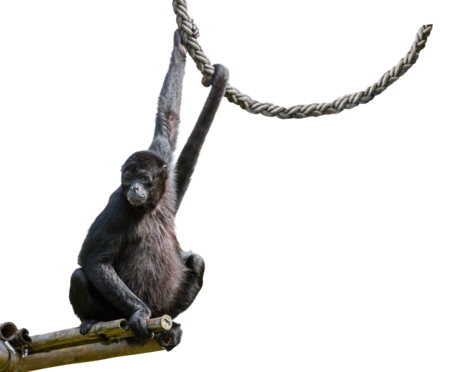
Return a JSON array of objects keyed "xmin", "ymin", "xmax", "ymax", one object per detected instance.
[
  {"xmin": 121, "ymin": 151, "xmax": 168, "ymax": 208},
  {"xmin": 122, "ymin": 171, "xmax": 152, "ymax": 206}
]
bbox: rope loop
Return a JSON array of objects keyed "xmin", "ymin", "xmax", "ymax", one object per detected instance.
[{"xmin": 172, "ymin": 0, "xmax": 433, "ymax": 120}]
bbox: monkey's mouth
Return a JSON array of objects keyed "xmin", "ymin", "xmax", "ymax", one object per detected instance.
[{"xmin": 128, "ymin": 196, "xmax": 147, "ymax": 206}]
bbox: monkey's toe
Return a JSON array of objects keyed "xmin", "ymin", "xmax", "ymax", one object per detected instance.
[{"xmin": 80, "ymin": 319, "xmax": 98, "ymax": 335}]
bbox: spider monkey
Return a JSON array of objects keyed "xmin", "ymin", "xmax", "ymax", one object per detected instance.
[{"xmin": 69, "ymin": 30, "xmax": 229, "ymax": 351}]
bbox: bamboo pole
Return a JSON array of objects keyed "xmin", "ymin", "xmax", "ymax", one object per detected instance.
[
  {"xmin": 17, "ymin": 339, "xmax": 164, "ymax": 372},
  {"xmin": 1, "ymin": 316, "xmax": 172, "ymax": 371},
  {"xmin": 0, "ymin": 341, "xmax": 22, "ymax": 372},
  {"xmin": 26, "ymin": 316, "xmax": 172, "ymax": 354},
  {"xmin": 0, "ymin": 323, "xmax": 19, "ymax": 342},
  {"xmin": 10, "ymin": 329, "xmax": 32, "ymax": 349}
]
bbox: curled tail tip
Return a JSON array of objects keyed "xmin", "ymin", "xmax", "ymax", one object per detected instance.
[{"xmin": 202, "ymin": 65, "xmax": 229, "ymax": 88}]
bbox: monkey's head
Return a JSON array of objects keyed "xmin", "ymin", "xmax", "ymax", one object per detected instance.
[{"xmin": 121, "ymin": 151, "xmax": 168, "ymax": 209}]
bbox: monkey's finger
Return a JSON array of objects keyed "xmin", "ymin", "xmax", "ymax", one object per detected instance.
[{"xmin": 191, "ymin": 19, "xmax": 200, "ymax": 38}]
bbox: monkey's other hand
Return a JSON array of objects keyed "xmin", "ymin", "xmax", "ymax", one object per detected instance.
[
  {"xmin": 202, "ymin": 64, "xmax": 229, "ymax": 88},
  {"xmin": 79, "ymin": 319, "xmax": 99, "ymax": 335},
  {"xmin": 128, "ymin": 310, "xmax": 154, "ymax": 341},
  {"xmin": 154, "ymin": 323, "xmax": 183, "ymax": 352},
  {"xmin": 173, "ymin": 19, "xmax": 199, "ymax": 55},
  {"xmin": 191, "ymin": 15, "xmax": 202, "ymax": 39},
  {"xmin": 173, "ymin": 30, "xmax": 187, "ymax": 57}
]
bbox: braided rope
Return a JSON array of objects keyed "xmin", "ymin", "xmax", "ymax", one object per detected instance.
[{"xmin": 172, "ymin": 1, "xmax": 432, "ymax": 119}]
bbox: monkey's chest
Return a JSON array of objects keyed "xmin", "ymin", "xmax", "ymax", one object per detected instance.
[{"xmin": 115, "ymin": 237, "xmax": 185, "ymax": 315}]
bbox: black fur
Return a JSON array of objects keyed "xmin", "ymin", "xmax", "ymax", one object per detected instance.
[{"xmin": 69, "ymin": 30, "xmax": 229, "ymax": 351}]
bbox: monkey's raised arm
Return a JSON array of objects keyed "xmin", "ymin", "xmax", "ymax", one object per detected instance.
[
  {"xmin": 174, "ymin": 64, "xmax": 229, "ymax": 212},
  {"xmin": 149, "ymin": 31, "xmax": 186, "ymax": 165}
]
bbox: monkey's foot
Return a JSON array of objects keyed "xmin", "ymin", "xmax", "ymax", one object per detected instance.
[
  {"xmin": 154, "ymin": 325, "xmax": 182, "ymax": 352},
  {"xmin": 79, "ymin": 319, "xmax": 99, "ymax": 335}
]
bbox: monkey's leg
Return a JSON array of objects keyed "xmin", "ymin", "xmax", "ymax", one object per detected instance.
[
  {"xmin": 182, "ymin": 251, "xmax": 205, "ymax": 292},
  {"xmin": 170, "ymin": 252, "xmax": 205, "ymax": 320},
  {"xmin": 155, "ymin": 253, "xmax": 206, "ymax": 351},
  {"xmin": 69, "ymin": 268, "xmax": 124, "ymax": 335}
]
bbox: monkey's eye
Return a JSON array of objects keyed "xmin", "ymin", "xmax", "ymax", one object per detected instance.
[
  {"xmin": 140, "ymin": 176, "xmax": 149, "ymax": 183},
  {"xmin": 123, "ymin": 177, "xmax": 132, "ymax": 184}
]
